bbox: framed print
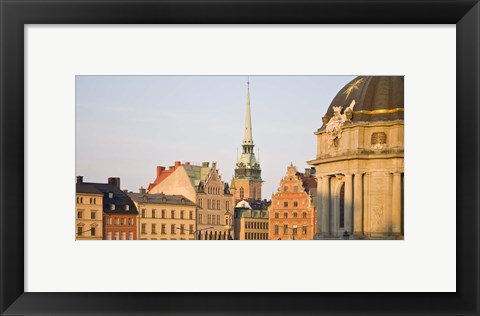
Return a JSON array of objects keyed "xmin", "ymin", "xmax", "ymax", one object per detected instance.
[{"xmin": 0, "ymin": 0, "xmax": 479, "ymax": 315}]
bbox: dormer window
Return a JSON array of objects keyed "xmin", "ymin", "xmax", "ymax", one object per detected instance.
[
  {"xmin": 125, "ymin": 204, "xmax": 130, "ymax": 211},
  {"xmin": 110, "ymin": 204, "xmax": 115, "ymax": 211},
  {"xmin": 108, "ymin": 192, "xmax": 113, "ymax": 198}
]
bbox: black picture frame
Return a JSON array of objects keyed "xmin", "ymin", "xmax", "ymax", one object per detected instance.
[{"xmin": 1, "ymin": 0, "xmax": 478, "ymax": 315}]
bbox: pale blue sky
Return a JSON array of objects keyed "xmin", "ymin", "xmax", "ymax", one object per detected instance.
[{"xmin": 76, "ymin": 76, "xmax": 355, "ymax": 198}]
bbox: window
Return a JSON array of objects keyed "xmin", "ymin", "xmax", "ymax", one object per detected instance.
[
  {"xmin": 128, "ymin": 232, "xmax": 133, "ymax": 240},
  {"xmin": 77, "ymin": 227, "xmax": 83, "ymax": 236},
  {"xmin": 225, "ymin": 216, "xmax": 229, "ymax": 226},
  {"xmin": 284, "ymin": 213, "xmax": 288, "ymax": 219},
  {"xmin": 293, "ymin": 201, "xmax": 298, "ymax": 207},
  {"xmin": 274, "ymin": 213, "xmax": 279, "ymax": 219},
  {"xmin": 180, "ymin": 224, "xmax": 185, "ymax": 234},
  {"xmin": 152, "ymin": 224, "xmax": 156, "ymax": 234},
  {"xmin": 371, "ymin": 132, "xmax": 387, "ymax": 145},
  {"xmin": 106, "ymin": 217, "xmax": 111, "ymax": 225},
  {"xmin": 302, "ymin": 226, "xmax": 307, "ymax": 235},
  {"xmin": 114, "ymin": 218, "xmax": 119, "ymax": 225},
  {"xmin": 161, "ymin": 224, "xmax": 166, "ymax": 234},
  {"xmin": 284, "ymin": 201, "xmax": 288, "ymax": 207},
  {"xmin": 141, "ymin": 209, "xmax": 146, "ymax": 218},
  {"xmin": 284, "ymin": 186, "xmax": 288, "ymax": 192},
  {"xmin": 128, "ymin": 218, "xmax": 133, "ymax": 225},
  {"xmin": 180, "ymin": 211, "xmax": 184, "ymax": 219},
  {"xmin": 199, "ymin": 214, "xmax": 203, "ymax": 224},
  {"xmin": 171, "ymin": 210, "xmax": 175, "ymax": 219},
  {"xmin": 125, "ymin": 204, "xmax": 130, "ymax": 211},
  {"xmin": 283, "ymin": 224, "xmax": 288, "ymax": 234},
  {"xmin": 91, "ymin": 227, "xmax": 96, "ymax": 236},
  {"xmin": 189, "ymin": 225, "xmax": 194, "ymax": 234},
  {"xmin": 294, "ymin": 186, "xmax": 298, "ymax": 192},
  {"xmin": 217, "ymin": 215, "xmax": 220, "ymax": 225},
  {"xmin": 189, "ymin": 211, "xmax": 193, "ymax": 220},
  {"xmin": 273, "ymin": 225, "xmax": 278, "ymax": 235},
  {"xmin": 120, "ymin": 232, "xmax": 126, "ymax": 240},
  {"xmin": 106, "ymin": 232, "xmax": 112, "ymax": 240},
  {"xmin": 121, "ymin": 218, "xmax": 125, "ymax": 225},
  {"xmin": 198, "ymin": 199, "xmax": 203, "ymax": 208},
  {"xmin": 302, "ymin": 212, "xmax": 307, "ymax": 219},
  {"xmin": 108, "ymin": 192, "xmax": 113, "ymax": 198},
  {"xmin": 216, "ymin": 200, "xmax": 220, "ymax": 210},
  {"xmin": 161, "ymin": 210, "xmax": 165, "ymax": 218},
  {"xmin": 77, "ymin": 211, "xmax": 82, "ymax": 219},
  {"xmin": 91, "ymin": 211, "xmax": 96, "ymax": 219},
  {"xmin": 152, "ymin": 209, "xmax": 156, "ymax": 218},
  {"xmin": 89, "ymin": 197, "xmax": 92, "ymax": 204},
  {"xmin": 339, "ymin": 184, "xmax": 345, "ymax": 228},
  {"xmin": 93, "ymin": 198, "xmax": 96, "ymax": 204},
  {"xmin": 141, "ymin": 224, "xmax": 146, "ymax": 234},
  {"xmin": 113, "ymin": 232, "xmax": 119, "ymax": 240},
  {"xmin": 76, "ymin": 197, "xmax": 79, "ymax": 204},
  {"xmin": 293, "ymin": 227, "xmax": 298, "ymax": 235},
  {"xmin": 293, "ymin": 212, "xmax": 298, "ymax": 218},
  {"xmin": 110, "ymin": 204, "xmax": 115, "ymax": 211},
  {"xmin": 171, "ymin": 224, "xmax": 176, "ymax": 234},
  {"xmin": 239, "ymin": 187, "xmax": 244, "ymax": 199}
]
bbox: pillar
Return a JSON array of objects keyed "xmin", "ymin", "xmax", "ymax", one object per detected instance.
[
  {"xmin": 344, "ymin": 174, "xmax": 353, "ymax": 234},
  {"xmin": 392, "ymin": 172, "xmax": 402, "ymax": 235},
  {"xmin": 316, "ymin": 175, "xmax": 322, "ymax": 235},
  {"xmin": 321, "ymin": 176, "xmax": 331, "ymax": 237},
  {"xmin": 353, "ymin": 173, "xmax": 363, "ymax": 236}
]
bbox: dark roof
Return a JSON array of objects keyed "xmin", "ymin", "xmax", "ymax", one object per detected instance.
[
  {"xmin": 128, "ymin": 192, "xmax": 196, "ymax": 206},
  {"xmin": 234, "ymin": 208, "xmax": 269, "ymax": 219},
  {"xmin": 323, "ymin": 76, "xmax": 404, "ymax": 125},
  {"xmin": 76, "ymin": 182, "xmax": 138, "ymax": 215}
]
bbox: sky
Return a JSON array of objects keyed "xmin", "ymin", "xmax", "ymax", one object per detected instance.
[{"xmin": 76, "ymin": 75, "xmax": 355, "ymax": 198}]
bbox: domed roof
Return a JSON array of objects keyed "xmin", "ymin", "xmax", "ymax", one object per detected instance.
[{"xmin": 323, "ymin": 76, "xmax": 404, "ymax": 124}]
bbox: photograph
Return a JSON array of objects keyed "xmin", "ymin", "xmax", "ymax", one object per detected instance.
[{"xmin": 76, "ymin": 75, "xmax": 404, "ymax": 241}]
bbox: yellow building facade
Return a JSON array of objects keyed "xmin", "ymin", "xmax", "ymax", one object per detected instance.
[
  {"xmin": 76, "ymin": 176, "xmax": 103, "ymax": 240},
  {"xmin": 129, "ymin": 188, "xmax": 197, "ymax": 240},
  {"xmin": 233, "ymin": 201, "xmax": 269, "ymax": 240}
]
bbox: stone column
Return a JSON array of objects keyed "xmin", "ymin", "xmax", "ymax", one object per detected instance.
[
  {"xmin": 344, "ymin": 174, "xmax": 353, "ymax": 234},
  {"xmin": 392, "ymin": 172, "xmax": 402, "ymax": 235},
  {"xmin": 353, "ymin": 173, "xmax": 363, "ymax": 236},
  {"xmin": 316, "ymin": 175, "xmax": 322, "ymax": 236},
  {"xmin": 321, "ymin": 176, "xmax": 331, "ymax": 237}
]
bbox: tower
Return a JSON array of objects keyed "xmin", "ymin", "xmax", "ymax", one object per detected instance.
[{"xmin": 232, "ymin": 80, "xmax": 262, "ymax": 201}]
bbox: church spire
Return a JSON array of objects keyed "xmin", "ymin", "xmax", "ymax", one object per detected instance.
[{"xmin": 243, "ymin": 78, "xmax": 253, "ymax": 148}]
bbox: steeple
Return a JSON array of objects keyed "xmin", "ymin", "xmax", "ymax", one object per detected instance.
[
  {"xmin": 242, "ymin": 79, "xmax": 254, "ymax": 154},
  {"xmin": 233, "ymin": 78, "xmax": 262, "ymax": 201}
]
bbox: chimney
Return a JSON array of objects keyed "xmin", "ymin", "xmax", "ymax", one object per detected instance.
[
  {"xmin": 156, "ymin": 166, "xmax": 165, "ymax": 177},
  {"xmin": 108, "ymin": 177, "xmax": 121, "ymax": 189},
  {"xmin": 76, "ymin": 176, "xmax": 83, "ymax": 184},
  {"xmin": 304, "ymin": 168, "xmax": 310, "ymax": 177},
  {"xmin": 139, "ymin": 186, "xmax": 146, "ymax": 194},
  {"xmin": 185, "ymin": 162, "xmax": 190, "ymax": 165},
  {"xmin": 175, "ymin": 161, "xmax": 181, "ymax": 167},
  {"xmin": 202, "ymin": 162, "xmax": 209, "ymax": 167}
]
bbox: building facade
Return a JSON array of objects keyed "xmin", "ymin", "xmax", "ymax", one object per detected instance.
[
  {"xmin": 233, "ymin": 200, "xmax": 269, "ymax": 240},
  {"xmin": 268, "ymin": 165, "xmax": 317, "ymax": 240},
  {"xmin": 231, "ymin": 81, "xmax": 263, "ymax": 202},
  {"xmin": 129, "ymin": 188, "xmax": 197, "ymax": 240},
  {"xmin": 148, "ymin": 161, "xmax": 235, "ymax": 240},
  {"xmin": 308, "ymin": 76, "xmax": 404, "ymax": 239},
  {"xmin": 76, "ymin": 176, "xmax": 103, "ymax": 240}
]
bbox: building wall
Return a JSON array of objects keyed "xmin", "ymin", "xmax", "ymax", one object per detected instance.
[
  {"xmin": 196, "ymin": 170, "xmax": 235, "ymax": 240},
  {"xmin": 268, "ymin": 166, "xmax": 316, "ymax": 240},
  {"xmin": 103, "ymin": 214, "xmax": 137, "ymax": 240},
  {"xmin": 148, "ymin": 167, "xmax": 196, "ymax": 202},
  {"xmin": 135, "ymin": 203, "xmax": 196, "ymax": 240},
  {"xmin": 233, "ymin": 179, "xmax": 262, "ymax": 201},
  {"xmin": 234, "ymin": 216, "xmax": 269, "ymax": 240},
  {"xmin": 75, "ymin": 193, "xmax": 103, "ymax": 240},
  {"xmin": 312, "ymin": 122, "xmax": 404, "ymax": 239}
]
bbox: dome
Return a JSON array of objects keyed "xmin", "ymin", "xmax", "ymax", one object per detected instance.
[{"xmin": 322, "ymin": 76, "xmax": 404, "ymax": 125}]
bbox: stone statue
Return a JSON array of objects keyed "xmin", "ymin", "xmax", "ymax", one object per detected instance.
[{"xmin": 325, "ymin": 99, "xmax": 356, "ymax": 148}]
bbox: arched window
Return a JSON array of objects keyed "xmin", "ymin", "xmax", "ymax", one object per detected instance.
[
  {"xmin": 239, "ymin": 187, "xmax": 244, "ymax": 199},
  {"xmin": 339, "ymin": 184, "xmax": 345, "ymax": 228}
]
